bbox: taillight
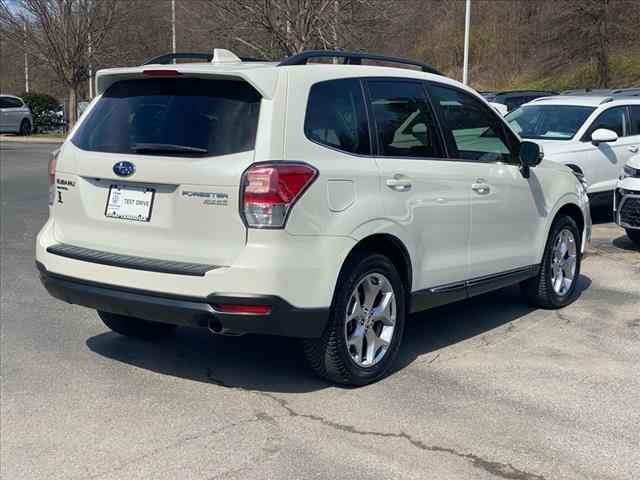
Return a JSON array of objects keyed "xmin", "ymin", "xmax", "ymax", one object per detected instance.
[
  {"xmin": 48, "ymin": 149, "xmax": 59, "ymax": 206},
  {"xmin": 241, "ymin": 162, "xmax": 317, "ymax": 228}
]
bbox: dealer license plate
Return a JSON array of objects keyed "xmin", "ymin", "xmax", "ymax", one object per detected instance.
[{"xmin": 105, "ymin": 185, "xmax": 155, "ymax": 222}]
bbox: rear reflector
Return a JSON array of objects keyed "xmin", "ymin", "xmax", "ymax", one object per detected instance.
[
  {"xmin": 216, "ymin": 304, "xmax": 272, "ymax": 315},
  {"xmin": 143, "ymin": 69, "xmax": 182, "ymax": 76},
  {"xmin": 48, "ymin": 149, "xmax": 59, "ymax": 206},
  {"xmin": 241, "ymin": 162, "xmax": 318, "ymax": 228}
]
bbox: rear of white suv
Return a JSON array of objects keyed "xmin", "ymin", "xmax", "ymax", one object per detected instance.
[
  {"xmin": 37, "ymin": 50, "xmax": 591, "ymax": 385},
  {"xmin": 38, "ymin": 61, "xmax": 348, "ymax": 339}
]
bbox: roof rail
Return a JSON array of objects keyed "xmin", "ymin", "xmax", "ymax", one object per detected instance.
[
  {"xmin": 529, "ymin": 97, "xmax": 556, "ymax": 103},
  {"xmin": 278, "ymin": 50, "xmax": 442, "ymax": 75},
  {"xmin": 143, "ymin": 52, "xmax": 270, "ymax": 65}
]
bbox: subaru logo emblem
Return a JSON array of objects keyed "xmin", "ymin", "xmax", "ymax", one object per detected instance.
[{"xmin": 113, "ymin": 161, "xmax": 135, "ymax": 177}]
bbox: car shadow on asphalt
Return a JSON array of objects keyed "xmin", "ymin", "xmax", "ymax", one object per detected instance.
[
  {"xmin": 591, "ymin": 206, "xmax": 613, "ymax": 225},
  {"xmin": 612, "ymin": 235, "xmax": 640, "ymax": 252},
  {"xmin": 86, "ymin": 276, "xmax": 592, "ymax": 394}
]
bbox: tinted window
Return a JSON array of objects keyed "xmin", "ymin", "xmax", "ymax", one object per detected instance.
[
  {"xmin": 629, "ymin": 106, "xmax": 640, "ymax": 136},
  {"xmin": 506, "ymin": 105, "xmax": 595, "ymax": 140},
  {"xmin": 505, "ymin": 96, "xmax": 528, "ymax": 112},
  {"xmin": 72, "ymin": 78, "xmax": 261, "ymax": 157},
  {"xmin": 588, "ymin": 107, "xmax": 627, "ymax": 138},
  {"xmin": 367, "ymin": 80, "xmax": 443, "ymax": 158},
  {"xmin": 0, "ymin": 97, "xmax": 22, "ymax": 108},
  {"xmin": 305, "ymin": 79, "xmax": 370, "ymax": 155},
  {"xmin": 429, "ymin": 85, "xmax": 514, "ymax": 163}
]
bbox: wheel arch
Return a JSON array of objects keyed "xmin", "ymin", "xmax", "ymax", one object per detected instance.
[
  {"xmin": 565, "ymin": 164, "xmax": 583, "ymax": 175},
  {"xmin": 554, "ymin": 202, "xmax": 585, "ymax": 239},
  {"xmin": 338, "ymin": 233, "xmax": 413, "ymax": 300}
]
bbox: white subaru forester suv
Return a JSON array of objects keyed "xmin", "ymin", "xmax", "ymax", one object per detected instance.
[{"xmin": 36, "ymin": 50, "xmax": 591, "ymax": 385}]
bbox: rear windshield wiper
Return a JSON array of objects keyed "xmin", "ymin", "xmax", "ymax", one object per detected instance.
[{"xmin": 130, "ymin": 143, "xmax": 208, "ymax": 155}]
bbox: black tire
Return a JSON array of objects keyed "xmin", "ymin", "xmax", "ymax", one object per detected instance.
[
  {"xmin": 19, "ymin": 119, "xmax": 32, "ymax": 136},
  {"xmin": 98, "ymin": 311, "xmax": 177, "ymax": 338},
  {"xmin": 521, "ymin": 215, "xmax": 581, "ymax": 309},
  {"xmin": 303, "ymin": 251, "xmax": 406, "ymax": 386},
  {"xmin": 626, "ymin": 229, "xmax": 640, "ymax": 246}
]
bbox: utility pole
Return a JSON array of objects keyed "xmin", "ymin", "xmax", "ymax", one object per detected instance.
[
  {"xmin": 23, "ymin": 22, "xmax": 29, "ymax": 93},
  {"xmin": 171, "ymin": 0, "xmax": 176, "ymax": 61},
  {"xmin": 88, "ymin": 31, "xmax": 93, "ymax": 98},
  {"xmin": 462, "ymin": 0, "xmax": 471, "ymax": 85}
]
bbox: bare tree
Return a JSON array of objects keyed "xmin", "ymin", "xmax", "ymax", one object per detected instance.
[
  {"xmin": 1, "ymin": 0, "xmax": 638, "ymax": 99},
  {"xmin": 544, "ymin": 0, "xmax": 636, "ymax": 87},
  {"xmin": 181, "ymin": 0, "xmax": 390, "ymax": 59},
  {"xmin": 0, "ymin": 0, "xmax": 122, "ymax": 126}
]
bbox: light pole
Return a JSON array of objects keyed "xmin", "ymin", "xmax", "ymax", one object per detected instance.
[
  {"xmin": 171, "ymin": 0, "xmax": 176, "ymax": 60},
  {"xmin": 88, "ymin": 31, "xmax": 93, "ymax": 98},
  {"xmin": 23, "ymin": 22, "xmax": 29, "ymax": 93},
  {"xmin": 462, "ymin": 0, "xmax": 471, "ymax": 85}
]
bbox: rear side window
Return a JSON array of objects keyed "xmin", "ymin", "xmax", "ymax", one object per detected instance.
[
  {"xmin": 72, "ymin": 78, "xmax": 261, "ymax": 157},
  {"xmin": 429, "ymin": 84, "xmax": 516, "ymax": 164},
  {"xmin": 628, "ymin": 106, "xmax": 640, "ymax": 135},
  {"xmin": 304, "ymin": 79, "xmax": 370, "ymax": 155},
  {"xmin": 367, "ymin": 80, "xmax": 444, "ymax": 159},
  {"xmin": 0, "ymin": 97, "xmax": 22, "ymax": 108}
]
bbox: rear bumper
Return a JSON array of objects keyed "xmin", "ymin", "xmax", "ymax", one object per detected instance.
[{"xmin": 37, "ymin": 262, "xmax": 329, "ymax": 338}]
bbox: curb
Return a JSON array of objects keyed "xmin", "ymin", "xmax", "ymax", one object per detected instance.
[{"xmin": 1, "ymin": 135, "xmax": 65, "ymax": 144}]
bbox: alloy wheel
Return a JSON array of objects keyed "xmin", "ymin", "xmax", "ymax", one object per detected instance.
[
  {"xmin": 550, "ymin": 228, "xmax": 577, "ymax": 296},
  {"xmin": 344, "ymin": 273, "xmax": 397, "ymax": 368}
]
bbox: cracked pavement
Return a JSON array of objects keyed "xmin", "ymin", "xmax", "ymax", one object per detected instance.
[{"xmin": 2, "ymin": 143, "xmax": 639, "ymax": 479}]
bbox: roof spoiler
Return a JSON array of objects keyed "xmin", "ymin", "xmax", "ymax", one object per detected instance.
[{"xmin": 143, "ymin": 50, "xmax": 270, "ymax": 65}]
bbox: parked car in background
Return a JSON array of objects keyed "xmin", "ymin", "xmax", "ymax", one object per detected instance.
[
  {"xmin": 0, "ymin": 94, "xmax": 33, "ymax": 135},
  {"xmin": 560, "ymin": 88, "xmax": 613, "ymax": 96},
  {"xmin": 614, "ymin": 155, "xmax": 640, "ymax": 245},
  {"xmin": 482, "ymin": 90, "xmax": 558, "ymax": 112},
  {"xmin": 610, "ymin": 88, "xmax": 640, "ymax": 97},
  {"xmin": 506, "ymin": 95, "xmax": 640, "ymax": 207},
  {"xmin": 560, "ymin": 88, "xmax": 640, "ymax": 97}
]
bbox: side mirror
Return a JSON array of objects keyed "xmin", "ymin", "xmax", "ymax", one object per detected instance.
[
  {"xmin": 591, "ymin": 128, "xmax": 618, "ymax": 144},
  {"xmin": 519, "ymin": 140, "xmax": 543, "ymax": 168}
]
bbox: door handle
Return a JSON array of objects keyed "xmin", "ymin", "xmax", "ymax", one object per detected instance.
[
  {"xmin": 386, "ymin": 175, "xmax": 412, "ymax": 192},
  {"xmin": 628, "ymin": 146, "xmax": 639, "ymax": 153},
  {"xmin": 471, "ymin": 181, "xmax": 491, "ymax": 195}
]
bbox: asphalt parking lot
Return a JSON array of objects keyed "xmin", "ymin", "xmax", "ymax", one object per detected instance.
[{"xmin": 1, "ymin": 142, "xmax": 639, "ymax": 480}]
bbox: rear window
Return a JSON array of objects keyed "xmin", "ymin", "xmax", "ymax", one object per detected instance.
[{"xmin": 72, "ymin": 78, "xmax": 261, "ymax": 157}]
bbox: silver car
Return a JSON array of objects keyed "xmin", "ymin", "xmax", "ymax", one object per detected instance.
[{"xmin": 0, "ymin": 95, "xmax": 33, "ymax": 135}]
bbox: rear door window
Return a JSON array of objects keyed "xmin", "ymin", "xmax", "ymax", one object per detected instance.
[
  {"xmin": 304, "ymin": 78, "xmax": 370, "ymax": 155},
  {"xmin": 366, "ymin": 80, "xmax": 444, "ymax": 159},
  {"xmin": 72, "ymin": 78, "xmax": 261, "ymax": 157}
]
